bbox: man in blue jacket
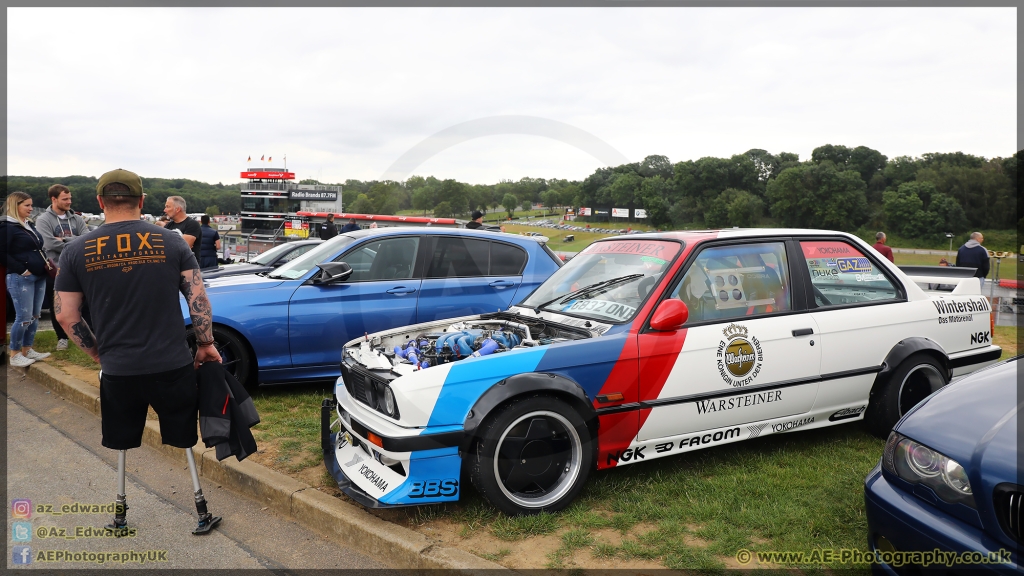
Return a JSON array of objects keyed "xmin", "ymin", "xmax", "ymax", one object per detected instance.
[{"xmin": 955, "ymin": 232, "xmax": 990, "ymax": 289}]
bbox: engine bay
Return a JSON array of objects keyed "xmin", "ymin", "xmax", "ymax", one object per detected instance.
[{"xmin": 347, "ymin": 312, "xmax": 593, "ymax": 377}]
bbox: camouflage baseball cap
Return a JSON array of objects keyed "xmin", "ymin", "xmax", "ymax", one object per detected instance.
[{"xmin": 96, "ymin": 169, "xmax": 144, "ymax": 196}]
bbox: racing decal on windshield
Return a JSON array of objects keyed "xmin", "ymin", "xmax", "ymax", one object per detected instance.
[
  {"xmin": 835, "ymin": 257, "xmax": 871, "ymax": 273},
  {"xmin": 584, "ymin": 240, "xmax": 681, "ymax": 259},
  {"xmin": 564, "ymin": 299, "xmax": 637, "ymax": 321},
  {"xmin": 716, "ymin": 323, "xmax": 763, "ymax": 387}
]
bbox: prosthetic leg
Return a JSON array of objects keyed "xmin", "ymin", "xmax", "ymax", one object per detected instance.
[
  {"xmin": 105, "ymin": 450, "xmax": 129, "ymax": 533},
  {"xmin": 106, "ymin": 449, "xmax": 221, "ymax": 535},
  {"xmin": 187, "ymin": 449, "xmax": 221, "ymax": 535}
]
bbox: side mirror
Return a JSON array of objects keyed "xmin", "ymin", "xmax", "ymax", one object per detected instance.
[
  {"xmin": 315, "ymin": 261, "xmax": 353, "ymax": 284},
  {"xmin": 649, "ymin": 299, "xmax": 688, "ymax": 331}
]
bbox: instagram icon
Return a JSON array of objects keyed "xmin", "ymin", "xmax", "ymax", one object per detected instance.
[{"xmin": 11, "ymin": 499, "xmax": 31, "ymax": 519}]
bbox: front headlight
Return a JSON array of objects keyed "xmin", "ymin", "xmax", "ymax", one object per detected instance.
[
  {"xmin": 882, "ymin": 432, "xmax": 976, "ymax": 509},
  {"xmin": 383, "ymin": 386, "xmax": 396, "ymax": 416}
]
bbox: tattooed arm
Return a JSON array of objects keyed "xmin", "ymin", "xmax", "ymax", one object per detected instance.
[
  {"xmin": 179, "ymin": 267, "xmax": 222, "ymax": 367},
  {"xmin": 54, "ymin": 291, "xmax": 101, "ymax": 364}
]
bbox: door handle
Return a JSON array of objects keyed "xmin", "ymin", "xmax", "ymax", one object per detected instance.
[
  {"xmin": 792, "ymin": 328, "xmax": 814, "ymax": 337},
  {"xmin": 386, "ymin": 287, "xmax": 417, "ymax": 295},
  {"xmin": 489, "ymin": 280, "xmax": 516, "ymax": 288}
]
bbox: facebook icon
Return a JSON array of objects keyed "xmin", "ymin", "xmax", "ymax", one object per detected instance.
[{"xmin": 12, "ymin": 545, "xmax": 32, "ymax": 565}]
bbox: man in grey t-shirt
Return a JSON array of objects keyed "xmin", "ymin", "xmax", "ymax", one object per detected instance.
[{"xmin": 55, "ymin": 168, "xmax": 223, "ymax": 535}]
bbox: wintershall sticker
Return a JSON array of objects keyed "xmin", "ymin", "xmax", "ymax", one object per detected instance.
[
  {"xmin": 716, "ymin": 324, "xmax": 763, "ymax": 387},
  {"xmin": 933, "ymin": 298, "xmax": 990, "ymax": 314}
]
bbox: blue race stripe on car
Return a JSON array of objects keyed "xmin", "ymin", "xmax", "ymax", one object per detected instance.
[
  {"xmin": 425, "ymin": 347, "xmax": 548, "ymax": 427},
  {"xmin": 534, "ymin": 332, "xmax": 630, "ymax": 399}
]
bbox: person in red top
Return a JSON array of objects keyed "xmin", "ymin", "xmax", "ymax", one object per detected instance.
[{"xmin": 872, "ymin": 232, "xmax": 894, "ymax": 263}]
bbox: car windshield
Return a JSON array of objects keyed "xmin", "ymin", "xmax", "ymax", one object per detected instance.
[
  {"xmin": 251, "ymin": 242, "xmax": 300, "ymax": 266},
  {"xmin": 268, "ymin": 236, "xmax": 356, "ymax": 279},
  {"xmin": 520, "ymin": 239, "xmax": 682, "ymax": 323}
]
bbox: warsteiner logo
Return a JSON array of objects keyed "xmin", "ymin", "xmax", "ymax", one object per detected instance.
[{"xmin": 716, "ymin": 324, "xmax": 763, "ymax": 387}]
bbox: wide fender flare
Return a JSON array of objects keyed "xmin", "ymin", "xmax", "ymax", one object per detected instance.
[
  {"xmin": 874, "ymin": 337, "xmax": 951, "ymax": 390},
  {"xmin": 460, "ymin": 372, "xmax": 598, "ymax": 455}
]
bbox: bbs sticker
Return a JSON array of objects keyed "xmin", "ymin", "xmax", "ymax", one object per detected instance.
[{"xmin": 408, "ymin": 479, "xmax": 459, "ymax": 498}]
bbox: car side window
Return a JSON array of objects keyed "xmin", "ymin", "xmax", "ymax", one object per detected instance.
[
  {"xmin": 670, "ymin": 242, "xmax": 792, "ymax": 325},
  {"xmin": 341, "ymin": 237, "xmax": 419, "ymax": 282},
  {"xmin": 280, "ymin": 244, "xmax": 316, "ymax": 263},
  {"xmin": 490, "ymin": 242, "xmax": 528, "ymax": 275},
  {"xmin": 426, "ymin": 237, "xmax": 491, "ymax": 278},
  {"xmin": 799, "ymin": 241, "xmax": 898, "ymax": 307}
]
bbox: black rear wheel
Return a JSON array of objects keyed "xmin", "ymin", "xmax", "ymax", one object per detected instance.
[
  {"xmin": 864, "ymin": 353, "xmax": 947, "ymax": 438},
  {"xmin": 186, "ymin": 325, "xmax": 254, "ymax": 388}
]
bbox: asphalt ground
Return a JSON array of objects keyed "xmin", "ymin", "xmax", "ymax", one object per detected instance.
[{"xmin": 5, "ymin": 367, "xmax": 385, "ymax": 571}]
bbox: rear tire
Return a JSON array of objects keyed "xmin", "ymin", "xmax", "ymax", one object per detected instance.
[
  {"xmin": 469, "ymin": 395, "xmax": 592, "ymax": 516},
  {"xmin": 864, "ymin": 353, "xmax": 947, "ymax": 438},
  {"xmin": 186, "ymin": 325, "xmax": 254, "ymax": 388}
]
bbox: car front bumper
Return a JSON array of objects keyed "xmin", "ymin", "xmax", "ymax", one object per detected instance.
[
  {"xmin": 864, "ymin": 463, "xmax": 1019, "ymax": 575},
  {"xmin": 321, "ymin": 397, "xmax": 463, "ymax": 507}
]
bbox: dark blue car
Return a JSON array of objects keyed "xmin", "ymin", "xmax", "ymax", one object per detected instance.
[
  {"xmin": 864, "ymin": 356, "xmax": 1020, "ymax": 574},
  {"xmin": 182, "ymin": 227, "xmax": 562, "ymax": 385}
]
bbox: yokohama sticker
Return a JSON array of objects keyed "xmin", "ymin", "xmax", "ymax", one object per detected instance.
[{"xmin": 716, "ymin": 323, "xmax": 763, "ymax": 387}]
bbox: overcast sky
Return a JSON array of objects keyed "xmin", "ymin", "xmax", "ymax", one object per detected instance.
[{"xmin": 6, "ymin": 7, "xmax": 1017, "ymax": 186}]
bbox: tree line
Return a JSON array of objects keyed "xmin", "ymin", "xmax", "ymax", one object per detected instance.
[
  {"xmin": 2, "ymin": 175, "xmax": 241, "ymax": 217},
  {"xmin": 6, "ymin": 145, "xmax": 1019, "ymax": 242},
  {"xmin": 338, "ymin": 145, "xmax": 1019, "ymax": 240}
]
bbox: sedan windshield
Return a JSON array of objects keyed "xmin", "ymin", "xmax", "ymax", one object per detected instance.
[
  {"xmin": 268, "ymin": 236, "xmax": 355, "ymax": 279},
  {"xmin": 520, "ymin": 239, "xmax": 682, "ymax": 323}
]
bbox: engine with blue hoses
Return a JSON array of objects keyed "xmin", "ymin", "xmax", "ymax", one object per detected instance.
[{"xmin": 393, "ymin": 328, "xmax": 523, "ymax": 369}]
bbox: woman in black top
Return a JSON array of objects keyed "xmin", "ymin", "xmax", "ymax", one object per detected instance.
[{"xmin": 2, "ymin": 191, "xmax": 52, "ymax": 367}]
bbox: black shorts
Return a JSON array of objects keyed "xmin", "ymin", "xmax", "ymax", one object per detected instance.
[{"xmin": 100, "ymin": 363, "xmax": 198, "ymax": 450}]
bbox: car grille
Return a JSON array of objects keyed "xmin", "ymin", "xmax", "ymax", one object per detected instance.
[{"xmin": 994, "ymin": 484, "xmax": 1022, "ymax": 544}]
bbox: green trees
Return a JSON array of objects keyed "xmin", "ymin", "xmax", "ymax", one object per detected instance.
[
  {"xmin": 766, "ymin": 163, "xmax": 867, "ymax": 230},
  {"xmin": 5, "ymin": 146, "xmax": 1016, "ymax": 237},
  {"xmin": 502, "ymin": 193, "xmax": 519, "ymax": 218}
]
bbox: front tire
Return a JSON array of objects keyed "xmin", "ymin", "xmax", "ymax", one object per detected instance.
[
  {"xmin": 864, "ymin": 353, "xmax": 947, "ymax": 438},
  {"xmin": 186, "ymin": 325, "xmax": 254, "ymax": 388},
  {"xmin": 469, "ymin": 395, "xmax": 592, "ymax": 516}
]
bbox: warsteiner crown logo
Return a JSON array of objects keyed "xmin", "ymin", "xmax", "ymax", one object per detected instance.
[{"xmin": 716, "ymin": 323, "xmax": 764, "ymax": 387}]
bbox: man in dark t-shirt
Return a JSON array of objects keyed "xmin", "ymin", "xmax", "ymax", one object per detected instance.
[
  {"xmin": 163, "ymin": 195, "xmax": 203, "ymax": 264},
  {"xmin": 55, "ymin": 168, "xmax": 222, "ymax": 535}
]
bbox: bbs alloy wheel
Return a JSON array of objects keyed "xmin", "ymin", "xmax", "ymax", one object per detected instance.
[{"xmin": 470, "ymin": 395, "xmax": 592, "ymax": 515}]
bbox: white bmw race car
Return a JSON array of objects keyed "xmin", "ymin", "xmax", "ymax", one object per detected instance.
[{"xmin": 322, "ymin": 229, "xmax": 1000, "ymax": 515}]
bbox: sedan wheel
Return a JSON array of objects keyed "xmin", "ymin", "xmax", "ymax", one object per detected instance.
[{"xmin": 186, "ymin": 326, "xmax": 253, "ymax": 387}]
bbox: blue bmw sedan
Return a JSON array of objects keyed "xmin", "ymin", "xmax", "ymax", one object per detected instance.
[
  {"xmin": 864, "ymin": 356, "xmax": 1020, "ymax": 574},
  {"xmin": 182, "ymin": 227, "xmax": 562, "ymax": 386}
]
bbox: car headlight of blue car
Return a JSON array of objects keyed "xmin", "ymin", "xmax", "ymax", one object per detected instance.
[{"xmin": 882, "ymin": 432, "xmax": 975, "ymax": 509}]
